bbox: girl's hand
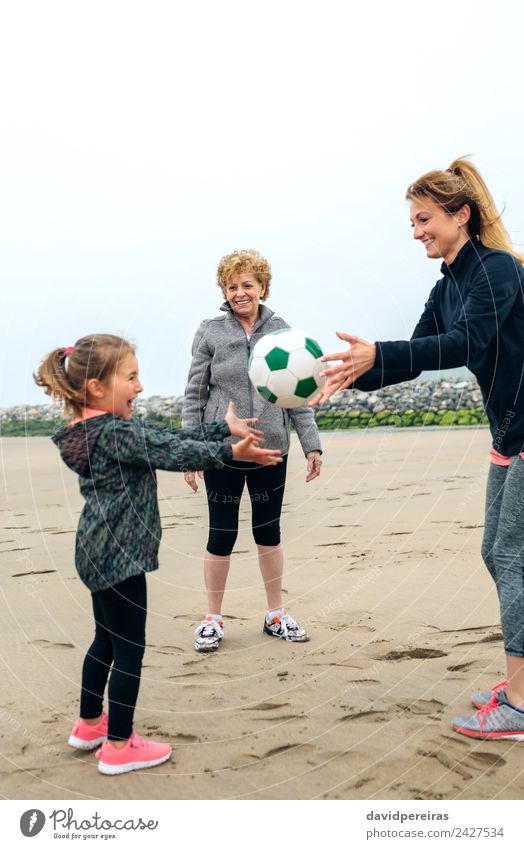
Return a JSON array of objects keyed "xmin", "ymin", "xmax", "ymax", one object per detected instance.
[
  {"xmin": 305, "ymin": 451, "xmax": 322, "ymax": 482},
  {"xmin": 309, "ymin": 332, "xmax": 376, "ymax": 406},
  {"xmin": 225, "ymin": 401, "xmax": 264, "ymax": 441},
  {"xmin": 232, "ymin": 433, "xmax": 282, "ymax": 466},
  {"xmin": 184, "ymin": 470, "xmax": 204, "ymax": 492}
]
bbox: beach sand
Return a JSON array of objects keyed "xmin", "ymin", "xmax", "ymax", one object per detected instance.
[{"xmin": 1, "ymin": 427, "xmax": 523, "ymax": 800}]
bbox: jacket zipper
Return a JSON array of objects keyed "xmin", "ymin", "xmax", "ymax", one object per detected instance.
[
  {"xmin": 246, "ymin": 335, "xmax": 254, "ymax": 418},
  {"xmin": 231, "ymin": 311, "xmax": 273, "ymax": 420}
]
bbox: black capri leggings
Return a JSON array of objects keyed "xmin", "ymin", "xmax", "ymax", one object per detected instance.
[
  {"xmin": 204, "ymin": 457, "xmax": 288, "ymax": 556},
  {"xmin": 80, "ymin": 573, "xmax": 147, "ymax": 741}
]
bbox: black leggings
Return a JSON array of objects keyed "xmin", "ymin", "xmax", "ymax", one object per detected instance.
[
  {"xmin": 204, "ymin": 458, "xmax": 288, "ymax": 556},
  {"xmin": 80, "ymin": 573, "xmax": 147, "ymax": 741}
]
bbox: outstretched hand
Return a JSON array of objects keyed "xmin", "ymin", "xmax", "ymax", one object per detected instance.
[
  {"xmin": 225, "ymin": 401, "xmax": 264, "ymax": 440},
  {"xmin": 224, "ymin": 402, "xmax": 280, "ymax": 464},
  {"xmin": 309, "ymin": 332, "xmax": 376, "ymax": 406},
  {"xmin": 232, "ymin": 432, "xmax": 282, "ymax": 466}
]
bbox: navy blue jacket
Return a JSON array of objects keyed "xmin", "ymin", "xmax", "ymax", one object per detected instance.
[{"xmin": 355, "ymin": 239, "xmax": 524, "ymax": 456}]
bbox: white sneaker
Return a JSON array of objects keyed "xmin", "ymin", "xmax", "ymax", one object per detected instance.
[
  {"xmin": 263, "ymin": 609, "xmax": 309, "ymax": 642},
  {"xmin": 194, "ymin": 616, "xmax": 223, "ymax": 652}
]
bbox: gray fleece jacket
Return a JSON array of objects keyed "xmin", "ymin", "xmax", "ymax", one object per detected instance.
[{"xmin": 182, "ymin": 303, "xmax": 322, "ymax": 456}]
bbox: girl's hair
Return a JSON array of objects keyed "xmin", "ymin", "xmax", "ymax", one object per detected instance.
[
  {"xmin": 406, "ymin": 157, "xmax": 524, "ymax": 266},
  {"xmin": 34, "ymin": 334, "xmax": 135, "ymax": 417},
  {"xmin": 217, "ymin": 249, "xmax": 272, "ymax": 300}
]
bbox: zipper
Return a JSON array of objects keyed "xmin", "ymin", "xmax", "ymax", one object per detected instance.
[
  {"xmin": 230, "ymin": 308, "xmax": 275, "ymax": 420},
  {"xmin": 247, "ymin": 313, "xmax": 274, "ymax": 418},
  {"xmin": 246, "ymin": 335, "xmax": 254, "ymax": 418}
]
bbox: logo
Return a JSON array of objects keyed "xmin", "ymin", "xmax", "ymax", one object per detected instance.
[{"xmin": 20, "ymin": 810, "xmax": 46, "ymax": 837}]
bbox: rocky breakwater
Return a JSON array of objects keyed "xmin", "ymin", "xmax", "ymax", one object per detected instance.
[
  {"xmin": 2, "ymin": 380, "xmax": 488, "ymax": 434},
  {"xmin": 315, "ymin": 377, "xmax": 487, "ymax": 429}
]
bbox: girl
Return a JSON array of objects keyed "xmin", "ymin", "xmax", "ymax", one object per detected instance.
[
  {"xmin": 314, "ymin": 158, "xmax": 524, "ymax": 740},
  {"xmin": 34, "ymin": 333, "xmax": 281, "ymax": 774}
]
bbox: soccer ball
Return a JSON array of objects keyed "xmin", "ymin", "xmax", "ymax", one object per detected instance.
[{"xmin": 248, "ymin": 329, "xmax": 326, "ymax": 408}]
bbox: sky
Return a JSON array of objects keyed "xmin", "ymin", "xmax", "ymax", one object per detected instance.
[{"xmin": 1, "ymin": 0, "xmax": 524, "ymax": 408}]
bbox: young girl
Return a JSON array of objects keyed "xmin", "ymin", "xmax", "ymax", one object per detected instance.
[{"xmin": 34, "ymin": 333, "xmax": 281, "ymax": 774}]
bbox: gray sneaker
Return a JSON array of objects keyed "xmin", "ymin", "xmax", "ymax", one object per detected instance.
[
  {"xmin": 263, "ymin": 609, "xmax": 309, "ymax": 642},
  {"xmin": 194, "ymin": 617, "xmax": 223, "ymax": 652},
  {"xmin": 471, "ymin": 679, "xmax": 507, "ymax": 709},
  {"xmin": 453, "ymin": 690, "xmax": 524, "ymax": 740}
]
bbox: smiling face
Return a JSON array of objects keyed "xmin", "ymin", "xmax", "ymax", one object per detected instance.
[
  {"xmin": 409, "ymin": 198, "xmax": 471, "ymax": 264},
  {"xmin": 225, "ymin": 271, "xmax": 266, "ymax": 324},
  {"xmin": 88, "ymin": 352, "xmax": 143, "ymax": 420}
]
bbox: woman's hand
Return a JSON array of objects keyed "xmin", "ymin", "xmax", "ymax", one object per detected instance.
[
  {"xmin": 232, "ymin": 432, "xmax": 282, "ymax": 466},
  {"xmin": 184, "ymin": 470, "xmax": 204, "ymax": 492},
  {"xmin": 225, "ymin": 401, "xmax": 264, "ymax": 440},
  {"xmin": 309, "ymin": 332, "xmax": 376, "ymax": 406},
  {"xmin": 305, "ymin": 451, "xmax": 322, "ymax": 482}
]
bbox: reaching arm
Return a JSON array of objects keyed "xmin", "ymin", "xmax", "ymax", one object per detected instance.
[
  {"xmin": 376, "ymin": 256, "xmax": 520, "ymax": 372},
  {"xmin": 106, "ymin": 418, "xmax": 232, "ymax": 472},
  {"xmin": 151, "ymin": 420, "xmax": 231, "ymax": 443}
]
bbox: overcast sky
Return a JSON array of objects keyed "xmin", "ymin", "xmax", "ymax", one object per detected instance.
[{"xmin": 1, "ymin": 0, "xmax": 524, "ymax": 408}]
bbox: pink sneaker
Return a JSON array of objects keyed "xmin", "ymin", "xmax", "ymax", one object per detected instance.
[
  {"xmin": 68, "ymin": 712, "xmax": 108, "ymax": 750},
  {"xmin": 95, "ymin": 731, "xmax": 172, "ymax": 775}
]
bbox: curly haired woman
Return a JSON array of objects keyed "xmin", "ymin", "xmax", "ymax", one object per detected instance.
[{"xmin": 183, "ymin": 250, "xmax": 323, "ymax": 651}]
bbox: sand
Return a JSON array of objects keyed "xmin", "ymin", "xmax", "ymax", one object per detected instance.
[{"xmin": 1, "ymin": 427, "xmax": 523, "ymax": 801}]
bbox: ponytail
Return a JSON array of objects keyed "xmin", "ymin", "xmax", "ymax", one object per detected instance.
[
  {"xmin": 34, "ymin": 347, "xmax": 83, "ymax": 415},
  {"xmin": 34, "ymin": 334, "xmax": 134, "ymax": 417}
]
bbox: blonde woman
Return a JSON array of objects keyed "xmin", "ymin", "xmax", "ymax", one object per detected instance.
[
  {"xmin": 183, "ymin": 250, "xmax": 323, "ymax": 651},
  {"xmin": 315, "ymin": 158, "xmax": 524, "ymax": 740}
]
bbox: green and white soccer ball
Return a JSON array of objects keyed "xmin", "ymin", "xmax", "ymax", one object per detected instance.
[{"xmin": 248, "ymin": 329, "xmax": 326, "ymax": 408}]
